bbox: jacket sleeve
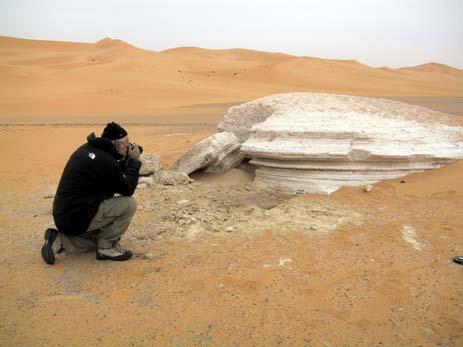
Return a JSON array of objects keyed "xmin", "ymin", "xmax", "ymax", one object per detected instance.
[{"xmin": 108, "ymin": 157, "xmax": 141, "ymax": 196}]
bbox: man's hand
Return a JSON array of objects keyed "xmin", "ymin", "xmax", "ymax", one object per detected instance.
[{"xmin": 127, "ymin": 143, "xmax": 141, "ymax": 161}]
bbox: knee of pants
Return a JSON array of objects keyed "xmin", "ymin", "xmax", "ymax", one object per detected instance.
[{"xmin": 125, "ymin": 196, "xmax": 137, "ymax": 215}]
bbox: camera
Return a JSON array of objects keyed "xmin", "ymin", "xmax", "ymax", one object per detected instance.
[{"xmin": 127, "ymin": 142, "xmax": 143, "ymax": 155}]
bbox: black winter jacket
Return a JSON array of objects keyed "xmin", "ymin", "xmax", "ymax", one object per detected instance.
[{"xmin": 52, "ymin": 132, "xmax": 141, "ymax": 236}]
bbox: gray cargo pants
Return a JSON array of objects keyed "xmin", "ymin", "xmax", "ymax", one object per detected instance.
[{"xmin": 57, "ymin": 196, "xmax": 137, "ymax": 254}]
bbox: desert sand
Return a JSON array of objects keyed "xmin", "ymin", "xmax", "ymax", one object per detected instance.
[
  {"xmin": 0, "ymin": 36, "xmax": 462, "ymax": 346},
  {"xmin": 1, "ymin": 35, "xmax": 463, "ymax": 124}
]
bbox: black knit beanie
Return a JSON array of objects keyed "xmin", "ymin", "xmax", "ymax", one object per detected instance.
[{"xmin": 101, "ymin": 122, "xmax": 128, "ymax": 140}]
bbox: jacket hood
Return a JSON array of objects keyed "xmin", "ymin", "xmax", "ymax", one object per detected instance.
[{"xmin": 87, "ymin": 132, "xmax": 124, "ymax": 159}]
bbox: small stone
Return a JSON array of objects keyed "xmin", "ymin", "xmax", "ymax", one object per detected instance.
[
  {"xmin": 138, "ymin": 176, "xmax": 154, "ymax": 188},
  {"xmin": 278, "ymin": 257, "xmax": 293, "ymax": 266},
  {"xmin": 152, "ymin": 170, "xmax": 192, "ymax": 186},
  {"xmin": 140, "ymin": 253, "xmax": 157, "ymax": 260},
  {"xmin": 225, "ymin": 226, "xmax": 234, "ymax": 233},
  {"xmin": 140, "ymin": 154, "xmax": 161, "ymax": 176},
  {"xmin": 364, "ymin": 184, "xmax": 373, "ymax": 192},
  {"xmin": 176, "ymin": 199, "xmax": 191, "ymax": 206}
]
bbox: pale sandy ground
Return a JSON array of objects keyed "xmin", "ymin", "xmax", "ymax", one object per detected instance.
[{"xmin": 1, "ymin": 36, "xmax": 463, "ymax": 346}]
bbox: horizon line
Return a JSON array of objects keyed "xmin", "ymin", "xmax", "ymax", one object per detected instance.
[{"xmin": 1, "ymin": 34, "xmax": 462, "ymax": 71}]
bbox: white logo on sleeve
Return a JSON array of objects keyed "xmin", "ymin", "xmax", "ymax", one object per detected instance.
[{"xmin": 88, "ymin": 152, "xmax": 96, "ymax": 160}]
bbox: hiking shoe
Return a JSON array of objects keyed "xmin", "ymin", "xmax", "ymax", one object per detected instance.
[
  {"xmin": 41, "ymin": 228, "xmax": 59, "ymax": 265},
  {"xmin": 96, "ymin": 243, "xmax": 133, "ymax": 261}
]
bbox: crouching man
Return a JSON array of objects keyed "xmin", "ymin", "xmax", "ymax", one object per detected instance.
[{"xmin": 41, "ymin": 122, "xmax": 142, "ymax": 264}]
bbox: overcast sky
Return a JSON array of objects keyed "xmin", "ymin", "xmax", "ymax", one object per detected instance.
[{"xmin": 1, "ymin": 0, "xmax": 462, "ymax": 68}]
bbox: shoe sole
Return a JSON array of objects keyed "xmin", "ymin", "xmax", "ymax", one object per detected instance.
[
  {"xmin": 96, "ymin": 252, "xmax": 132, "ymax": 261},
  {"xmin": 41, "ymin": 228, "xmax": 58, "ymax": 265}
]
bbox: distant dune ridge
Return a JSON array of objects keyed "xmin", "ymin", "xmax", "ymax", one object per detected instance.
[
  {"xmin": 400, "ymin": 62, "xmax": 463, "ymax": 74},
  {"xmin": 0, "ymin": 35, "xmax": 462, "ymax": 123}
]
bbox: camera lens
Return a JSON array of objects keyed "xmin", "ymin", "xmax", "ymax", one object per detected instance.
[{"xmin": 127, "ymin": 142, "xmax": 143, "ymax": 154}]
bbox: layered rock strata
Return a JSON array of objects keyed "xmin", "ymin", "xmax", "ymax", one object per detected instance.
[
  {"xmin": 221, "ymin": 93, "xmax": 463, "ymax": 194},
  {"xmin": 172, "ymin": 132, "xmax": 244, "ymax": 174}
]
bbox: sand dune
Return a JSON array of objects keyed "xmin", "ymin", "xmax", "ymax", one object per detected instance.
[
  {"xmin": 1, "ymin": 36, "xmax": 462, "ymax": 123},
  {"xmin": 400, "ymin": 62, "xmax": 463, "ymax": 75}
]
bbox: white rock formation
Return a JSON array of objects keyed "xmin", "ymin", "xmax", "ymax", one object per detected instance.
[
  {"xmin": 205, "ymin": 144, "xmax": 246, "ymax": 174},
  {"xmin": 172, "ymin": 132, "xmax": 244, "ymax": 174},
  {"xmin": 140, "ymin": 154, "xmax": 161, "ymax": 176},
  {"xmin": 220, "ymin": 93, "xmax": 463, "ymax": 194}
]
